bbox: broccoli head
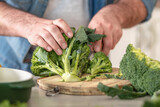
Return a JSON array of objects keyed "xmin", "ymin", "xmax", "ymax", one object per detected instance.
[
  {"xmin": 120, "ymin": 44, "xmax": 160, "ymax": 95},
  {"xmin": 31, "ymin": 26, "xmax": 107, "ymax": 82},
  {"xmin": 87, "ymin": 52, "xmax": 112, "ymax": 75}
]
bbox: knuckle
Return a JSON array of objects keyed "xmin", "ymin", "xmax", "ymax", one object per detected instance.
[
  {"xmin": 57, "ymin": 37, "xmax": 64, "ymax": 44},
  {"xmin": 57, "ymin": 18, "xmax": 64, "ymax": 22},
  {"xmin": 51, "ymin": 45, "xmax": 60, "ymax": 53},
  {"xmin": 115, "ymin": 26, "xmax": 119, "ymax": 32},
  {"xmin": 54, "ymin": 33, "xmax": 64, "ymax": 41},
  {"xmin": 47, "ymin": 25, "xmax": 58, "ymax": 33},
  {"xmin": 37, "ymin": 38, "xmax": 44, "ymax": 45},
  {"xmin": 49, "ymin": 41, "xmax": 59, "ymax": 50},
  {"xmin": 96, "ymin": 22, "xmax": 102, "ymax": 27},
  {"xmin": 53, "ymin": 46, "xmax": 59, "ymax": 52},
  {"xmin": 40, "ymin": 42, "xmax": 48, "ymax": 49},
  {"xmin": 57, "ymin": 37, "xmax": 63, "ymax": 42},
  {"xmin": 50, "ymin": 25, "xmax": 57, "ymax": 30},
  {"xmin": 105, "ymin": 42, "xmax": 112, "ymax": 49},
  {"xmin": 107, "ymin": 23, "xmax": 112, "ymax": 30},
  {"xmin": 111, "ymin": 45, "xmax": 114, "ymax": 49},
  {"xmin": 109, "ymin": 44, "xmax": 113, "ymax": 49},
  {"xmin": 52, "ymin": 46, "xmax": 57, "ymax": 51},
  {"xmin": 43, "ymin": 32, "xmax": 50, "ymax": 39},
  {"xmin": 35, "ymin": 36, "xmax": 41, "ymax": 42}
]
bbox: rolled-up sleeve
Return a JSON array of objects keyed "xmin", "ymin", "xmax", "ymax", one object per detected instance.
[{"xmin": 141, "ymin": 0, "xmax": 157, "ymax": 21}]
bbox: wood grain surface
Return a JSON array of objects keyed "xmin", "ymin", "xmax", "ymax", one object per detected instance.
[{"xmin": 37, "ymin": 68, "xmax": 131, "ymax": 95}]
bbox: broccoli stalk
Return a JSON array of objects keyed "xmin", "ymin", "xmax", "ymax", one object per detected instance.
[
  {"xmin": 71, "ymin": 50, "xmax": 81, "ymax": 75},
  {"xmin": 61, "ymin": 37, "xmax": 82, "ymax": 82}
]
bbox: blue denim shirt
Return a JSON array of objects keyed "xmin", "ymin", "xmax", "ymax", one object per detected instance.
[{"xmin": 0, "ymin": 0, "xmax": 157, "ymax": 72}]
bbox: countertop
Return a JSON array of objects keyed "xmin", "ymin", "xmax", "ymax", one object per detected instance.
[{"xmin": 27, "ymin": 77, "xmax": 150, "ymax": 107}]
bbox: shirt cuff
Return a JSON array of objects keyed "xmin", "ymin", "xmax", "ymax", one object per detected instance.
[{"xmin": 141, "ymin": 0, "xmax": 157, "ymax": 22}]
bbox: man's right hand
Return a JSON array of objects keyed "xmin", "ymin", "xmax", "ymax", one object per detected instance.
[
  {"xmin": 26, "ymin": 18, "xmax": 73, "ymax": 55},
  {"xmin": 0, "ymin": 2, "xmax": 73, "ymax": 55}
]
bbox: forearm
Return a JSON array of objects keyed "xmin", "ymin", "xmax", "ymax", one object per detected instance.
[
  {"xmin": 100, "ymin": 0, "xmax": 147, "ymax": 28},
  {"xmin": 0, "ymin": 2, "xmax": 41, "ymax": 38},
  {"xmin": 0, "ymin": 2, "xmax": 73, "ymax": 54}
]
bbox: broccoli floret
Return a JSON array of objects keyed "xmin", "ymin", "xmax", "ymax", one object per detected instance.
[
  {"xmin": 31, "ymin": 26, "xmax": 106, "ymax": 82},
  {"xmin": 31, "ymin": 47, "xmax": 64, "ymax": 77},
  {"xmin": 120, "ymin": 44, "xmax": 160, "ymax": 95},
  {"xmin": 87, "ymin": 52, "xmax": 112, "ymax": 75}
]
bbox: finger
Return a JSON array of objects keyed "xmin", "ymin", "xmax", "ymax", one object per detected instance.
[
  {"xmin": 45, "ymin": 25, "xmax": 67, "ymax": 50},
  {"xmin": 53, "ymin": 18, "xmax": 73, "ymax": 38},
  {"xmin": 102, "ymin": 49, "xmax": 110, "ymax": 56},
  {"xmin": 102, "ymin": 33, "xmax": 113, "ymax": 56},
  {"xmin": 93, "ymin": 28, "xmax": 103, "ymax": 52},
  {"xmin": 89, "ymin": 43, "xmax": 94, "ymax": 52},
  {"xmin": 102, "ymin": 39, "xmax": 110, "ymax": 56},
  {"xmin": 93, "ymin": 39, "xmax": 102, "ymax": 52},
  {"xmin": 112, "ymin": 34, "xmax": 117, "ymax": 49},
  {"xmin": 35, "ymin": 36, "xmax": 52, "ymax": 52},
  {"xmin": 112, "ymin": 27, "xmax": 123, "ymax": 49},
  {"xmin": 59, "ymin": 29, "xmax": 64, "ymax": 33},
  {"xmin": 40, "ymin": 30, "xmax": 63, "ymax": 55}
]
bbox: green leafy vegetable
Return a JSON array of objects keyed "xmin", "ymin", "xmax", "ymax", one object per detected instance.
[
  {"xmin": 87, "ymin": 52, "xmax": 112, "ymax": 75},
  {"xmin": 31, "ymin": 26, "xmax": 111, "ymax": 82},
  {"xmin": 105, "ymin": 71, "xmax": 124, "ymax": 80},
  {"xmin": 120, "ymin": 44, "xmax": 160, "ymax": 95},
  {"xmin": 97, "ymin": 82, "xmax": 147, "ymax": 99},
  {"xmin": 75, "ymin": 26, "xmax": 88, "ymax": 43},
  {"xmin": 143, "ymin": 90, "xmax": 160, "ymax": 107},
  {"xmin": 0, "ymin": 100, "xmax": 27, "ymax": 107},
  {"xmin": 75, "ymin": 26, "xmax": 105, "ymax": 43},
  {"xmin": 85, "ymin": 74, "xmax": 101, "ymax": 81}
]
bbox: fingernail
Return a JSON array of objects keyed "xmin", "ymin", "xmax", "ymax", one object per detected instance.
[
  {"xmin": 57, "ymin": 49, "xmax": 62, "ymax": 55},
  {"xmin": 67, "ymin": 32, "xmax": 73, "ymax": 38},
  {"xmin": 62, "ymin": 43, "xmax": 67, "ymax": 49},
  {"xmin": 47, "ymin": 46, "xmax": 52, "ymax": 51},
  {"xmin": 95, "ymin": 46, "xmax": 100, "ymax": 52}
]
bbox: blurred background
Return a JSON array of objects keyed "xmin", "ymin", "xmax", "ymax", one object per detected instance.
[{"xmin": 110, "ymin": 1, "xmax": 160, "ymax": 68}]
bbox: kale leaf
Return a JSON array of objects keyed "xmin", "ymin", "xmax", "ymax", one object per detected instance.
[{"xmin": 97, "ymin": 82, "xmax": 147, "ymax": 99}]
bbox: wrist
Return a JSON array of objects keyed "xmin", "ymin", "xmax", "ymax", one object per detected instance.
[
  {"xmin": 0, "ymin": 2, "xmax": 41, "ymax": 38},
  {"xmin": 99, "ymin": 0, "xmax": 147, "ymax": 28},
  {"xmin": 98, "ymin": 4, "xmax": 123, "ymax": 27}
]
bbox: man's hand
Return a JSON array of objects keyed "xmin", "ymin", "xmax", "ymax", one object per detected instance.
[
  {"xmin": 26, "ymin": 18, "xmax": 73, "ymax": 55},
  {"xmin": 0, "ymin": 2, "xmax": 73, "ymax": 55},
  {"xmin": 88, "ymin": 8, "xmax": 122, "ymax": 55},
  {"xmin": 88, "ymin": 0, "xmax": 147, "ymax": 55}
]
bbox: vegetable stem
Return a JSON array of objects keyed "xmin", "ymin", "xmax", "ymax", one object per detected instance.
[{"xmin": 64, "ymin": 37, "xmax": 76, "ymax": 73}]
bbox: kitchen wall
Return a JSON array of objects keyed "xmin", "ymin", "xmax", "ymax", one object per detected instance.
[{"xmin": 110, "ymin": 6, "xmax": 160, "ymax": 68}]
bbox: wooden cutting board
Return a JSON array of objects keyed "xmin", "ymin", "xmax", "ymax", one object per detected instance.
[{"xmin": 37, "ymin": 68, "xmax": 131, "ymax": 95}]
